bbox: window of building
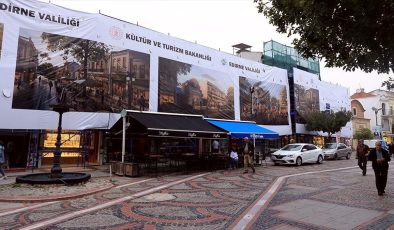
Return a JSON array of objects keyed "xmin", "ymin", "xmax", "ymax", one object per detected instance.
[
  {"xmin": 352, "ymin": 107, "xmax": 357, "ymax": 116},
  {"xmin": 382, "ymin": 103, "xmax": 386, "ymax": 115},
  {"xmin": 139, "ymin": 65, "xmax": 145, "ymax": 78},
  {"xmin": 390, "ymin": 106, "xmax": 393, "ymax": 115}
]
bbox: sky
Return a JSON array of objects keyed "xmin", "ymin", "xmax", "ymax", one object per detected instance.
[{"xmin": 46, "ymin": 0, "xmax": 392, "ymax": 95}]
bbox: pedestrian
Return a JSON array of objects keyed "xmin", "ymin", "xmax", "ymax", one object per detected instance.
[
  {"xmin": 368, "ymin": 141, "xmax": 391, "ymax": 196},
  {"xmin": 241, "ymin": 137, "xmax": 255, "ymax": 173},
  {"xmin": 290, "ymin": 138, "xmax": 296, "ymax": 144},
  {"xmin": 48, "ymin": 80, "xmax": 53, "ymax": 94},
  {"xmin": 212, "ymin": 139, "xmax": 220, "ymax": 153},
  {"xmin": 229, "ymin": 147, "xmax": 238, "ymax": 169},
  {"xmin": 356, "ymin": 139, "xmax": 369, "ymax": 176},
  {"xmin": 0, "ymin": 140, "xmax": 7, "ymax": 179},
  {"xmin": 138, "ymin": 95, "xmax": 145, "ymax": 111},
  {"xmin": 389, "ymin": 141, "xmax": 394, "ymax": 157}
]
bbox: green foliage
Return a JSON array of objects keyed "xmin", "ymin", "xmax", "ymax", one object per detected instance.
[
  {"xmin": 41, "ymin": 33, "xmax": 111, "ymax": 80},
  {"xmin": 305, "ymin": 110, "xmax": 352, "ymax": 137},
  {"xmin": 353, "ymin": 128, "xmax": 374, "ymax": 140},
  {"xmin": 255, "ymin": 0, "xmax": 394, "ymax": 74}
]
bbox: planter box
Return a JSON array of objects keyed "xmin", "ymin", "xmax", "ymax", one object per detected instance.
[{"xmin": 124, "ymin": 163, "xmax": 139, "ymax": 177}]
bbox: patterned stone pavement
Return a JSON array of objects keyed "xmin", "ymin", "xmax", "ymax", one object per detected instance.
[
  {"xmin": 252, "ymin": 162, "xmax": 394, "ymax": 230},
  {"xmin": 2, "ymin": 156, "xmax": 393, "ymax": 230}
]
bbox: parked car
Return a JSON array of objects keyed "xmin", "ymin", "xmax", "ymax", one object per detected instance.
[
  {"xmin": 271, "ymin": 143, "xmax": 324, "ymax": 166},
  {"xmin": 322, "ymin": 143, "xmax": 352, "ymax": 160},
  {"xmin": 363, "ymin": 139, "xmax": 388, "ymax": 151}
]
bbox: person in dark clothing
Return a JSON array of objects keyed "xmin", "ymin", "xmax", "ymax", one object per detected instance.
[
  {"xmin": 241, "ymin": 137, "xmax": 255, "ymax": 173},
  {"xmin": 356, "ymin": 140, "xmax": 369, "ymax": 176},
  {"xmin": 368, "ymin": 141, "xmax": 391, "ymax": 196},
  {"xmin": 389, "ymin": 141, "xmax": 394, "ymax": 157}
]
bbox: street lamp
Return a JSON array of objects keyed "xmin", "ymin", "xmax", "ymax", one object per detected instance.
[
  {"xmin": 50, "ymin": 104, "xmax": 69, "ymax": 178},
  {"xmin": 372, "ymin": 107, "xmax": 382, "ymax": 138},
  {"xmin": 250, "ymin": 86, "xmax": 254, "ymax": 119},
  {"xmin": 372, "ymin": 107, "xmax": 382, "ymax": 126}
]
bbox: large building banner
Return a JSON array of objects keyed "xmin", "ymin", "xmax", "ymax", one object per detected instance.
[
  {"xmin": 293, "ymin": 69, "xmax": 320, "ymax": 123},
  {"xmin": 239, "ymin": 73, "xmax": 289, "ymax": 125},
  {"xmin": 0, "ymin": 0, "xmax": 291, "ymax": 134},
  {"xmin": 13, "ymin": 28, "xmax": 150, "ymax": 112},
  {"xmin": 158, "ymin": 57, "xmax": 235, "ymax": 119},
  {"xmin": 293, "ymin": 68, "xmax": 351, "ymax": 137}
]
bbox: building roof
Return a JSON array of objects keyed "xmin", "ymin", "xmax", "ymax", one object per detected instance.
[
  {"xmin": 232, "ymin": 43, "xmax": 252, "ymax": 49},
  {"xmin": 350, "ymin": 91, "xmax": 375, "ymax": 99}
]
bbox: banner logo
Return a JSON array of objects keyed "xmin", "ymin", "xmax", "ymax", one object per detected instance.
[{"xmin": 109, "ymin": 26, "xmax": 123, "ymax": 40}]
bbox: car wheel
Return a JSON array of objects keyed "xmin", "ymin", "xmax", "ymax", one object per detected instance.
[
  {"xmin": 317, "ymin": 155, "xmax": 323, "ymax": 164},
  {"xmin": 296, "ymin": 157, "xmax": 302, "ymax": 166},
  {"xmin": 346, "ymin": 153, "xmax": 351, "ymax": 160},
  {"xmin": 334, "ymin": 153, "xmax": 338, "ymax": 160}
]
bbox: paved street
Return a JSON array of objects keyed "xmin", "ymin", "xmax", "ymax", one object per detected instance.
[{"xmin": 1, "ymin": 157, "xmax": 394, "ymax": 230}]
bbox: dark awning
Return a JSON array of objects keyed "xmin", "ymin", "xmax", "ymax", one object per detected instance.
[
  {"xmin": 111, "ymin": 111, "xmax": 228, "ymax": 139},
  {"xmin": 206, "ymin": 119, "xmax": 279, "ymax": 139}
]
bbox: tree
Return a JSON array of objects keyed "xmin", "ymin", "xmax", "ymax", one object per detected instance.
[
  {"xmin": 353, "ymin": 128, "xmax": 374, "ymax": 140},
  {"xmin": 41, "ymin": 32, "xmax": 110, "ymax": 93},
  {"xmin": 305, "ymin": 110, "xmax": 352, "ymax": 138},
  {"xmin": 255, "ymin": 0, "xmax": 394, "ymax": 74}
]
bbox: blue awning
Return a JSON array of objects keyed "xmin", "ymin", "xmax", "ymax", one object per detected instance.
[{"xmin": 206, "ymin": 119, "xmax": 279, "ymax": 139}]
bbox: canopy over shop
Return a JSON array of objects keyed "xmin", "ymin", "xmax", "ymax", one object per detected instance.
[
  {"xmin": 109, "ymin": 111, "xmax": 228, "ymax": 172},
  {"xmin": 206, "ymin": 119, "xmax": 279, "ymax": 161},
  {"xmin": 205, "ymin": 119, "xmax": 279, "ymax": 139}
]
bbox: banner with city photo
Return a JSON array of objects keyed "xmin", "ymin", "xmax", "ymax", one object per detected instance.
[
  {"xmin": 293, "ymin": 69, "xmax": 320, "ymax": 124},
  {"xmin": 239, "ymin": 76, "xmax": 289, "ymax": 125},
  {"xmin": 158, "ymin": 57, "xmax": 235, "ymax": 119},
  {"xmin": 293, "ymin": 68, "xmax": 351, "ymax": 137},
  {"xmin": 12, "ymin": 27, "xmax": 150, "ymax": 113},
  {"xmin": 0, "ymin": 0, "xmax": 292, "ymax": 133}
]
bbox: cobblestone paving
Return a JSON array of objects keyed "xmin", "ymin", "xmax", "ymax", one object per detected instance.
[
  {"xmin": 42, "ymin": 169, "xmax": 276, "ymax": 229},
  {"xmin": 0, "ymin": 174, "xmax": 195, "ymax": 230},
  {"xmin": 0, "ymin": 157, "xmax": 381, "ymax": 230},
  {"xmin": 252, "ymin": 159, "xmax": 394, "ymax": 230}
]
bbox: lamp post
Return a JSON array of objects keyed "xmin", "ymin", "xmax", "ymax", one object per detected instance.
[
  {"xmin": 372, "ymin": 107, "xmax": 382, "ymax": 138},
  {"xmin": 372, "ymin": 107, "xmax": 382, "ymax": 126},
  {"xmin": 250, "ymin": 86, "xmax": 254, "ymax": 119},
  {"xmin": 50, "ymin": 104, "xmax": 69, "ymax": 178}
]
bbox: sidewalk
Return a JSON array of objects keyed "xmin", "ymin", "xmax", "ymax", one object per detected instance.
[{"xmin": 0, "ymin": 165, "xmax": 115, "ymax": 202}]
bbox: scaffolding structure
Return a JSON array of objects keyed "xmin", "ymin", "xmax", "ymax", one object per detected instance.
[{"xmin": 262, "ymin": 40, "xmax": 320, "ymax": 79}]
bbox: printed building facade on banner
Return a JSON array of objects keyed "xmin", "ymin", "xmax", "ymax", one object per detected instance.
[
  {"xmin": 0, "ymin": 0, "xmax": 291, "ymax": 135},
  {"xmin": 293, "ymin": 68, "xmax": 352, "ymax": 138}
]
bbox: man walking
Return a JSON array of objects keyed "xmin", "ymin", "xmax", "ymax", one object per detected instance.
[
  {"xmin": 0, "ymin": 140, "xmax": 7, "ymax": 179},
  {"xmin": 368, "ymin": 141, "xmax": 390, "ymax": 196},
  {"xmin": 357, "ymin": 140, "xmax": 369, "ymax": 176},
  {"xmin": 242, "ymin": 137, "xmax": 255, "ymax": 173}
]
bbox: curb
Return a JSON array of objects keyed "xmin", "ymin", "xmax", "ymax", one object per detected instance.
[{"xmin": 0, "ymin": 183, "xmax": 115, "ymax": 202}]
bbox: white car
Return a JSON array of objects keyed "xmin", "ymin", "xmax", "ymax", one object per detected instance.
[{"xmin": 271, "ymin": 143, "xmax": 324, "ymax": 166}]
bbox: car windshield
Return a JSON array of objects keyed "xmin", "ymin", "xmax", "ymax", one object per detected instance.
[
  {"xmin": 324, "ymin": 143, "xmax": 337, "ymax": 149},
  {"xmin": 281, "ymin": 144, "xmax": 302, "ymax": 151}
]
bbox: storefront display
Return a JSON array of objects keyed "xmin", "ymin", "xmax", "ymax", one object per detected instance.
[{"xmin": 41, "ymin": 130, "xmax": 83, "ymax": 165}]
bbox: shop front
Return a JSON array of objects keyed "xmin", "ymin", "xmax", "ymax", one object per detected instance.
[
  {"xmin": 205, "ymin": 119, "xmax": 279, "ymax": 164},
  {"xmin": 40, "ymin": 130, "xmax": 99, "ymax": 167},
  {"xmin": 109, "ymin": 111, "xmax": 228, "ymax": 175}
]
